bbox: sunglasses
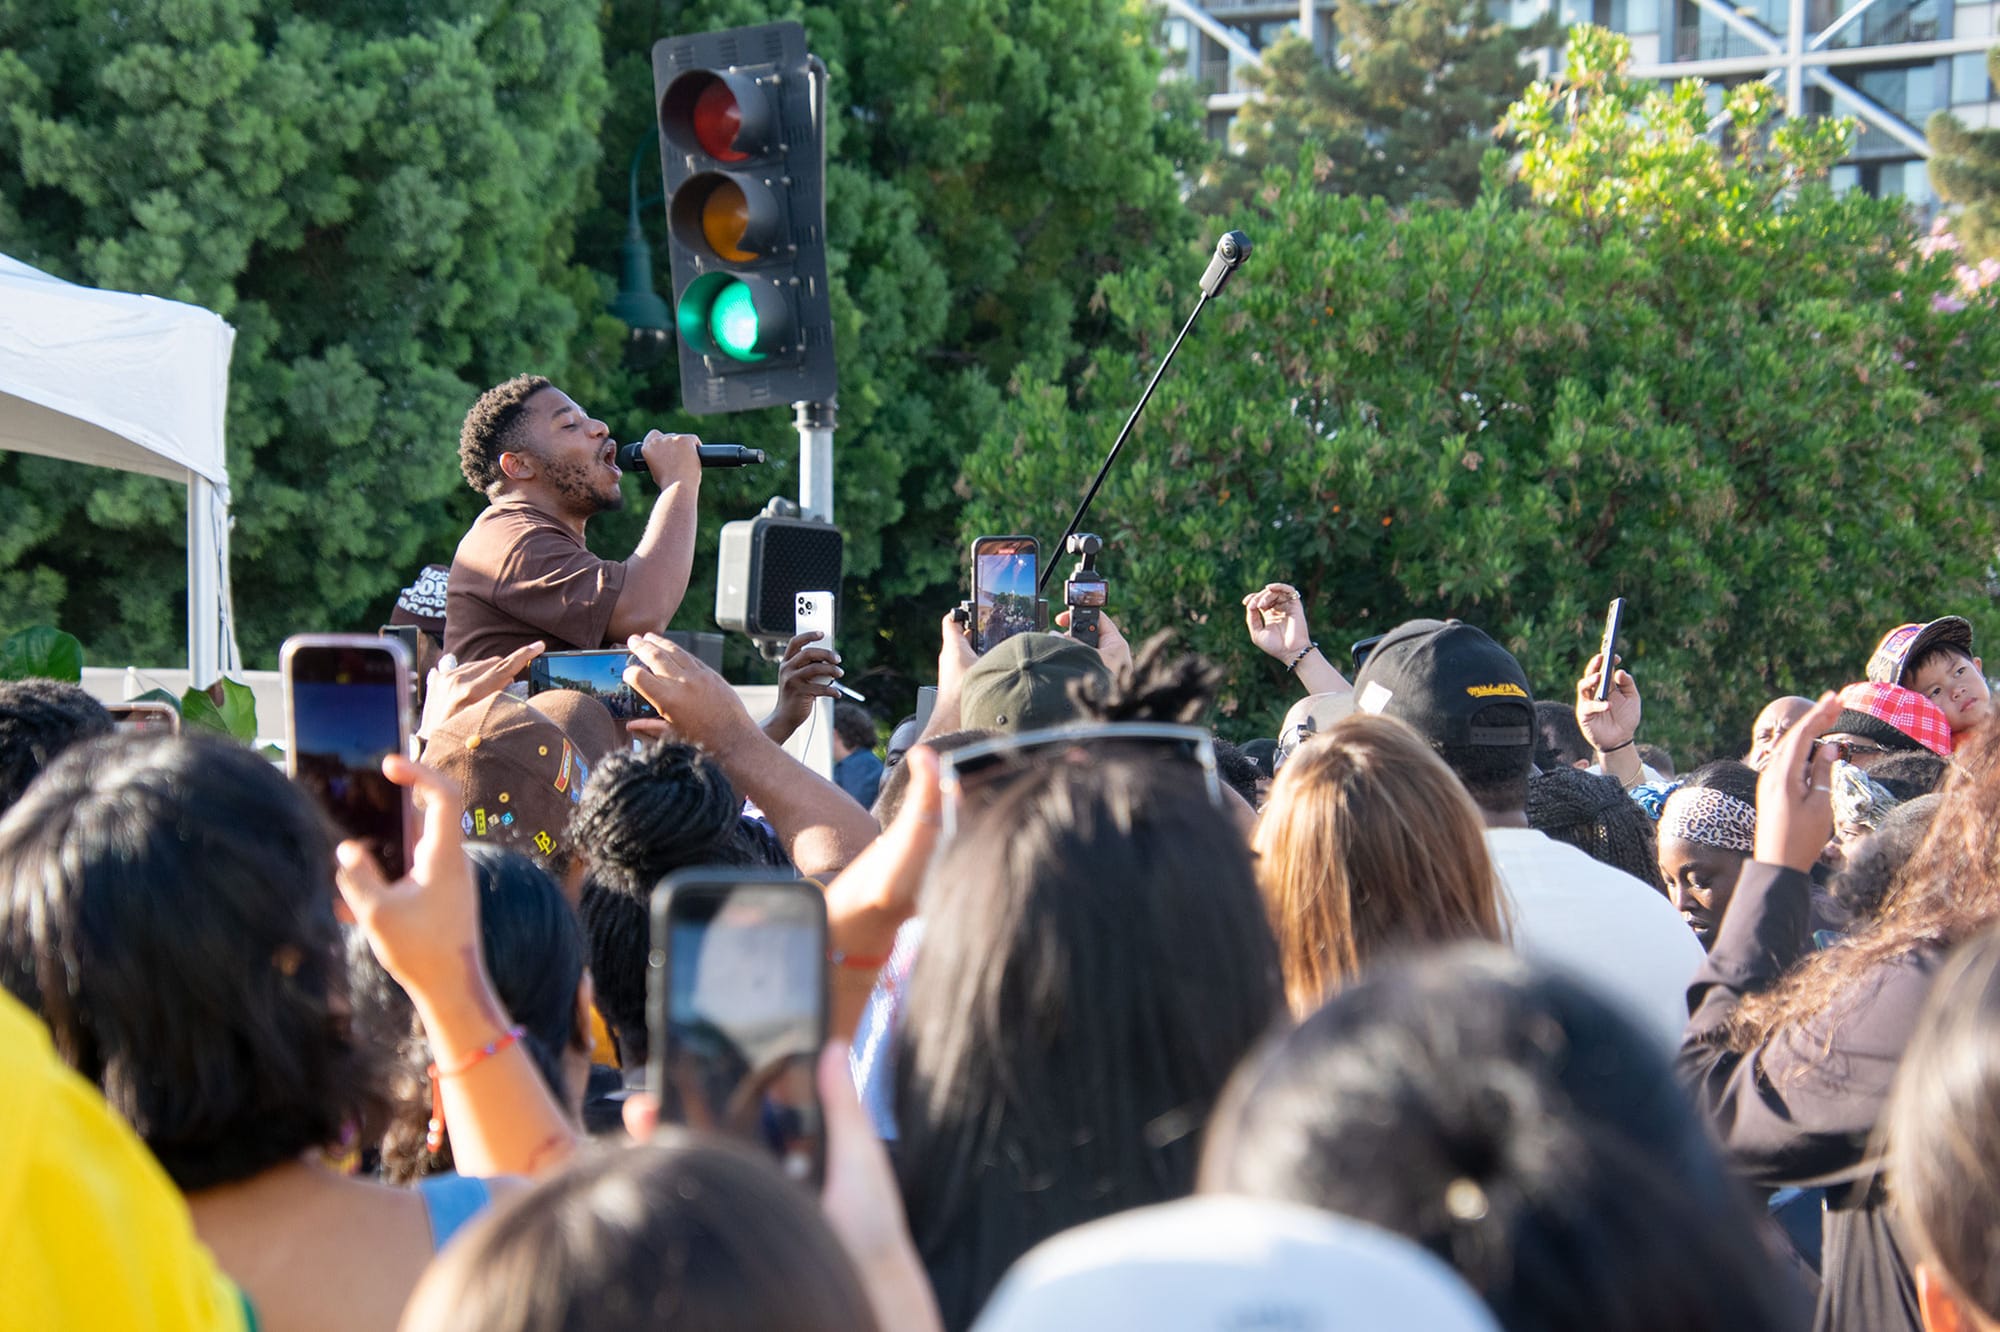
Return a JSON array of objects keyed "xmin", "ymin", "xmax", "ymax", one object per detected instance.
[{"xmin": 936, "ymin": 722, "xmax": 1224, "ymax": 838}]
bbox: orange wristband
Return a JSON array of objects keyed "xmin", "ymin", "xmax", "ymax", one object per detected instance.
[{"xmin": 425, "ymin": 1025, "xmax": 525, "ymax": 1153}]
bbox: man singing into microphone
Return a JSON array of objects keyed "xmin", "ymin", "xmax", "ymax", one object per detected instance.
[{"xmin": 445, "ymin": 374, "xmax": 702, "ymax": 663}]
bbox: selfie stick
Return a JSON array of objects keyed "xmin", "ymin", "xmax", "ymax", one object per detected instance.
[{"xmin": 1035, "ymin": 230, "xmax": 1252, "ymax": 596}]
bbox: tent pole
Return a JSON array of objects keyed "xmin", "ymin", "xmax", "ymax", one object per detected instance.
[{"xmin": 187, "ymin": 472, "xmax": 219, "ymax": 686}]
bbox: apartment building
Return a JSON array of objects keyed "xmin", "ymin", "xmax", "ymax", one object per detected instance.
[{"xmin": 1158, "ymin": 0, "xmax": 1999, "ymax": 204}]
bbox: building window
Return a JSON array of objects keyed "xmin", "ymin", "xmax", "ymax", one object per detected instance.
[{"xmin": 1952, "ymin": 50, "xmax": 1992, "ymax": 104}]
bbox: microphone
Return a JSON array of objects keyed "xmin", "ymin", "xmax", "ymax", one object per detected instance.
[
  {"xmin": 616, "ymin": 440, "xmax": 767, "ymax": 473},
  {"xmin": 1199, "ymin": 230, "xmax": 1252, "ymax": 300}
]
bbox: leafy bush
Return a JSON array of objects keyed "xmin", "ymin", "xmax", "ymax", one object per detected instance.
[{"xmin": 965, "ymin": 34, "xmax": 2000, "ymax": 757}]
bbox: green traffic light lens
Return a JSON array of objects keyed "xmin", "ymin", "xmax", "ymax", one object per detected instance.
[
  {"xmin": 677, "ymin": 272, "xmax": 773, "ymax": 364},
  {"xmin": 710, "ymin": 282, "xmax": 765, "ymax": 361}
]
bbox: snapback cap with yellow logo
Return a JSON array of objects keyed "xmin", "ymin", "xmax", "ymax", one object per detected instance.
[{"xmin": 1350, "ymin": 618, "xmax": 1535, "ymax": 749}]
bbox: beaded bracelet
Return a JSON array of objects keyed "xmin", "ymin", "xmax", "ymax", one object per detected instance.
[
  {"xmin": 426, "ymin": 1025, "xmax": 526, "ymax": 1153},
  {"xmin": 1287, "ymin": 641, "xmax": 1319, "ymax": 672}
]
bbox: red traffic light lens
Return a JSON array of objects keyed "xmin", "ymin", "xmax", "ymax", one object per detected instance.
[
  {"xmin": 692, "ymin": 81, "xmax": 746, "ymax": 161},
  {"xmin": 662, "ymin": 70, "xmax": 771, "ymax": 162}
]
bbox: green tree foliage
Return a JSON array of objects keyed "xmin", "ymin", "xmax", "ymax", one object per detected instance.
[
  {"xmin": 1503, "ymin": 27, "xmax": 1853, "ymax": 237},
  {"xmin": 572, "ymin": 0, "xmax": 1204, "ymax": 701},
  {"xmin": 0, "ymin": 0, "xmax": 610, "ymax": 663},
  {"xmin": 1197, "ymin": 0, "xmax": 1556, "ymax": 213},
  {"xmin": 966, "ymin": 30, "xmax": 2000, "ymax": 758},
  {"xmin": 1929, "ymin": 45, "xmax": 2000, "ymax": 261}
]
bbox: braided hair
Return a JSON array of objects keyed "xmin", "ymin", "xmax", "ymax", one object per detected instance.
[
  {"xmin": 570, "ymin": 742, "xmax": 775, "ymax": 1062},
  {"xmin": 1526, "ymin": 765, "xmax": 1662, "ymax": 894}
]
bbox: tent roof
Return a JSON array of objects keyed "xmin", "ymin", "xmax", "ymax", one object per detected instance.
[{"xmin": 0, "ymin": 254, "xmax": 233, "ymax": 489}]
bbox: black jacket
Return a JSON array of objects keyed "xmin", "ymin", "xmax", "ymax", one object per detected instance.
[{"xmin": 1678, "ymin": 861, "xmax": 1942, "ymax": 1332}]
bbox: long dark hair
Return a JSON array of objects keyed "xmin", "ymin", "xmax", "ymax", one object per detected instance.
[
  {"xmin": 1729, "ymin": 723, "xmax": 2000, "ymax": 1053},
  {"xmin": 1203, "ymin": 945, "xmax": 1807, "ymax": 1332},
  {"xmin": 0, "ymin": 733, "xmax": 378, "ymax": 1191},
  {"xmin": 894, "ymin": 753, "xmax": 1283, "ymax": 1329},
  {"xmin": 1885, "ymin": 923, "xmax": 2000, "ymax": 1323},
  {"xmin": 405, "ymin": 1130, "xmax": 879, "ymax": 1332},
  {"xmin": 372, "ymin": 844, "xmax": 588, "ymax": 1182}
]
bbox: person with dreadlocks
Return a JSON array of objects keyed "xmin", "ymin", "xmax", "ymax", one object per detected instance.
[
  {"xmin": 1654, "ymin": 761, "xmax": 1760, "ymax": 948},
  {"xmin": 1526, "ymin": 765, "xmax": 1663, "ymax": 894}
]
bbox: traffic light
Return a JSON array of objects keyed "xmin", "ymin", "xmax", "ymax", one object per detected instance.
[{"xmin": 653, "ymin": 22, "xmax": 836, "ymax": 416}]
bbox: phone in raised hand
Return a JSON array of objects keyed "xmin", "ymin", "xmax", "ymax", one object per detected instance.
[
  {"xmin": 1595, "ymin": 598, "xmax": 1627, "ymax": 703},
  {"xmin": 281, "ymin": 634, "xmax": 415, "ymax": 878},
  {"xmin": 970, "ymin": 536, "xmax": 1038, "ymax": 655},
  {"xmin": 648, "ymin": 870, "xmax": 828, "ymax": 1186}
]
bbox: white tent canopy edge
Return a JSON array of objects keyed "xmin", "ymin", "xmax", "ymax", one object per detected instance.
[{"xmin": 0, "ymin": 253, "xmax": 239, "ymax": 683}]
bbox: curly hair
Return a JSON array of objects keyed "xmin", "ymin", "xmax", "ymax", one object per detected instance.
[
  {"xmin": 459, "ymin": 374, "xmax": 551, "ymax": 495},
  {"xmin": 1526, "ymin": 765, "xmax": 1662, "ymax": 893}
]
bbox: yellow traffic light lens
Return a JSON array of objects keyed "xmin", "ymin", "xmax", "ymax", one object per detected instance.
[{"xmin": 700, "ymin": 180, "xmax": 756, "ymax": 261}]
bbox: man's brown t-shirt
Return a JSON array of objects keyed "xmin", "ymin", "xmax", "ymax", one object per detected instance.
[{"xmin": 445, "ymin": 498, "xmax": 627, "ymax": 662}]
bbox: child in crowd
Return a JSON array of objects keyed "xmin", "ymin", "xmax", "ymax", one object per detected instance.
[{"xmin": 1869, "ymin": 617, "xmax": 1992, "ymax": 739}]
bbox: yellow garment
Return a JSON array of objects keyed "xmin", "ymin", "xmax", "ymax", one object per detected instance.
[
  {"xmin": 588, "ymin": 1001, "xmax": 619, "ymax": 1070},
  {"xmin": 0, "ymin": 990, "xmax": 249, "ymax": 1332}
]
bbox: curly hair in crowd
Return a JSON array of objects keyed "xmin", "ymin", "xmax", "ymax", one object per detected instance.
[
  {"xmin": 0, "ymin": 679, "xmax": 112, "ymax": 814},
  {"xmin": 571, "ymin": 742, "xmax": 781, "ymax": 1066},
  {"xmin": 1527, "ymin": 765, "xmax": 1662, "ymax": 892},
  {"xmin": 1829, "ymin": 794, "xmax": 1942, "ymax": 923},
  {"xmin": 458, "ymin": 374, "xmax": 551, "ymax": 495}
]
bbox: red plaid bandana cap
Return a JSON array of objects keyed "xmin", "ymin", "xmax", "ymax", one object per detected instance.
[{"xmin": 1834, "ymin": 681, "xmax": 1954, "ymax": 758}]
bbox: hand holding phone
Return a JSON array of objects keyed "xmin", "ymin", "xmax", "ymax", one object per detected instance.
[
  {"xmin": 971, "ymin": 536, "xmax": 1039, "ymax": 655},
  {"xmin": 1594, "ymin": 599, "xmax": 1627, "ymax": 704},
  {"xmin": 528, "ymin": 649, "xmax": 659, "ymax": 723},
  {"xmin": 283, "ymin": 634, "xmax": 416, "ymax": 879},
  {"xmin": 649, "ymin": 872, "xmax": 829, "ymax": 1186}
]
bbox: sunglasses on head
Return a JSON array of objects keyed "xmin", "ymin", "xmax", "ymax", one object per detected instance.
[{"xmin": 936, "ymin": 722, "xmax": 1224, "ymax": 838}]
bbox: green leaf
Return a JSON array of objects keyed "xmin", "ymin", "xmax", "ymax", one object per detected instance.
[
  {"xmin": 0, "ymin": 626, "xmax": 85, "ymax": 682},
  {"xmin": 212, "ymin": 676, "xmax": 260, "ymax": 741},
  {"xmin": 179, "ymin": 686, "xmax": 230, "ymax": 736},
  {"xmin": 131, "ymin": 687, "xmax": 182, "ymax": 711}
]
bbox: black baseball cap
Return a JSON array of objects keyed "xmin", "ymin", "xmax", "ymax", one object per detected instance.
[{"xmin": 1350, "ymin": 619, "xmax": 1534, "ymax": 748}]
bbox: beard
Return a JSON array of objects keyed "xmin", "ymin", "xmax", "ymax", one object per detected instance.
[{"xmin": 539, "ymin": 452, "xmax": 625, "ymax": 517}]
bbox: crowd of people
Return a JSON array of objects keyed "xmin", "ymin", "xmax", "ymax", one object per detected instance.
[{"xmin": 6, "ymin": 377, "xmax": 2000, "ymax": 1332}]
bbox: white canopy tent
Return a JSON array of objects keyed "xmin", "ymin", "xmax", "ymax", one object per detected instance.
[{"xmin": 0, "ymin": 254, "xmax": 239, "ymax": 682}]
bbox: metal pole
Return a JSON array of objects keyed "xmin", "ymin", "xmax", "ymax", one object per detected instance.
[
  {"xmin": 795, "ymin": 399, "xmax": 835, "ymax": 523},
  {"xmin": 1786, "ymin": 0, "xmax": 1807, "ymax": 118}
]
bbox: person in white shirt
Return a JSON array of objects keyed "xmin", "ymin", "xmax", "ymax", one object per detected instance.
[{"xmin": 1349, "ymin": 618, "xmax": 1704, "ymax": 1047}]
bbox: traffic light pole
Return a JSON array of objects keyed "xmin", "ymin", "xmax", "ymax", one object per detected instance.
[{"xmin": 795, "ymin": 399, "xmax": 836, "ymax": 523}]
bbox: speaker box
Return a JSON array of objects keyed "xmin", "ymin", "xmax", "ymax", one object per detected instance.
[
  {"xmin": 715, "ymin": 515, "xmax": 844, "ymax": 639},
  {"xmin": 660, "ymin": 630, "xmax": 725, "ymax": 674}
]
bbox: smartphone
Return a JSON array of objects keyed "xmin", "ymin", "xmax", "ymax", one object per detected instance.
[
  {"xmin": 106, "ymin": 700, "xmax": 181, "ymax": 736},
  {"xmin": 1595, "ymin": 598, "xmax": 1627, "ymax": 703},
  {"xmin": 971, "ymin": 536, "xmax": 1039, "ymax": 655},
  {"xmin": 281, "ymin": 634, "xmax": 415, "ymax": 879},
  {"xmin": 648, "ymin": 871, "xmax": 828, "ymax": 1186},
  {"xmin": 794, "ymin": 589, "xmax": 835, "ymax": 648},
  {"xmin": 527, "ymin": 650, "xmax": 659, "ymax": 723}
]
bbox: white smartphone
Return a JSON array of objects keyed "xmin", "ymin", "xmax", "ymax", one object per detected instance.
[{"xmin": 794, "ymin": 589, "xmax": 835, "ymax": 650}]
